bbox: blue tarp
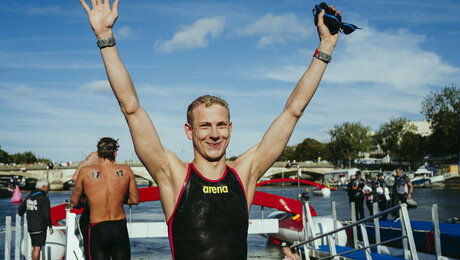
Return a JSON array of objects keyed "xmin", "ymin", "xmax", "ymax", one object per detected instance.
[{"xmin": 364, "ymin": 220, "xmax": 460, "ymax": 258}]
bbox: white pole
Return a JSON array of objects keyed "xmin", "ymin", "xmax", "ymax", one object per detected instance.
[
  {"xmin": 304, "ymin": 202, "xmax": 318, "ymax": 249},
  {"xmin": 401, "ymin": 204, "xmax": 418, "ymax": 260},
  {"xmin": 327, "ymin": 233, "xmax": 337, "ymax": 259},
  {"xmin": 4, "ymin": 216, "xmax": 11, "ymax": 260},
  {"xmin": 15, "ymin": 214, "xmax": 21, "ymax": 260},
  {"xmin": 432, "ymin": 204, "xmax": 442, "ymax": 259},
  {"xmin": 359, "ymin": 223, "xmax": 372, "ymax": 259},
  {"xmin": 331, "ymin": 201, "xmax": 338, "ymax": 244},
  {"xmin": 373, "ymin": 202, "xmax": 381, "ymax": 254},
  {"xmin": 351, "ymin": 202, "xmax": 358, "ymax": 248},
  {"xmin": 23, "ymin": 213, "xmax": 31, "ymax": 260}
]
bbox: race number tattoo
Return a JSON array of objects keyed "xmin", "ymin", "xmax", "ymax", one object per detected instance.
[
  {"xmin": 116, "ymin": 170, "xmax": 124, "ymax": 178},
  {"xmin": 91, "ymin": 171, "xmax": 100, "ymax": 179}
]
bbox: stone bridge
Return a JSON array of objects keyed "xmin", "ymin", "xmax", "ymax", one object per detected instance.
[
  {"xmin": 0, "ymin": 163, "xmax": 155, "ymax": 190},
  {"xmin": 263, "ymin": 162, "xmax": 334, "ymax": 179},
  {"xmin": 0, "ymin": 162, "xmax": 334, "ymax": 190}
]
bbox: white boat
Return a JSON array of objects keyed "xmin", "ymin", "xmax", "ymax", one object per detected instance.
[{"xmin": 410, "ymin": 166, "xmax": 445, "ymax": 187}]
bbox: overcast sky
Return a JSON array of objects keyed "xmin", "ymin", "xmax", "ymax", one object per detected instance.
[{"xmin": 1, "ymin": 0, "xmax": 459, "ymax": 162}]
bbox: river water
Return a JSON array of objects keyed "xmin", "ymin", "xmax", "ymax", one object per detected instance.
[{"xmin": 1, "ymin": 186, "xmax": 460, "ymax": 259}]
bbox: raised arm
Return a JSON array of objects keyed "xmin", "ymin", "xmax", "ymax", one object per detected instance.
[
  {"xmin": 80, "ymin": 0, "xmax": 173, "ymax": 182},
  {"xmin": 239, "ymin": 6, "xmax": 340, "ymax": 183}
]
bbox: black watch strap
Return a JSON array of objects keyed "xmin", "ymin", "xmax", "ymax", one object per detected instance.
[{"xmin": 97, "ymin": 37, "xmax": 116, "ymax": 49}]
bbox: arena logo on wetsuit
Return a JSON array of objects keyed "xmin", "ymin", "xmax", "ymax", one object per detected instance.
[{"xmin": 202, "ymin": 185, "xmax": 229, "ymax": 194}]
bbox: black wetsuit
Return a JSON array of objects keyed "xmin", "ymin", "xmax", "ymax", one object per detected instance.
[
  {"xmin": 168, "ymin": 164, "xmax": 249, "ymax": 260},
  {"xmin": 18, "ymin": 190, "xmax": 52, "ymax": 246},
  {"xmin": 88, "ymin": 219, "xmax": 130, "ymax": 260}
]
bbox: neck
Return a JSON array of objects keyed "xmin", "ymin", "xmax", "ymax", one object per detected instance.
[
  {"xmin": 192, "ymin": 156, "xmax": 227, "ymax": 180},
  {"xmin": 98, "ymin": 158, "xmax": 114, "ymax": 164}
]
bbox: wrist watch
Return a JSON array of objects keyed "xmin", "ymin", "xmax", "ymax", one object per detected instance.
[
  {"xmin": 97, "ymin": 37, "xmax": 116, "ymax": 49},
  {"xmin": 313, "ymin": 49, "xmax": 332, "ymax": 63}
]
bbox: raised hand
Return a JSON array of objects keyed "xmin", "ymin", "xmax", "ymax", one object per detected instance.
[
  {"xmin": 316, "ymin": 5, "xmax": 339, "ymax": 50},
  {"xmin": 80, "ymin": 0, "xmax": 119, "ymax": 39}
]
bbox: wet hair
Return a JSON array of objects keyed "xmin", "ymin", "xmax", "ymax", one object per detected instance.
[
  {"xmin": 97, "ymin": 137, "xmax": 119, "ymax": 161},
  {"xmin": 36, "ymin": 179, "xmax": 49, "ymax": 190},
  {"xmin": 187, "ymin": 95, "xmax": 230, "ymax": 125}
]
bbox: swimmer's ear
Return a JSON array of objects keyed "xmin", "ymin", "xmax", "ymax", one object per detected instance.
[{"xmin": 185, "ymin": 123, "xmax": 193, "ymax": 140}]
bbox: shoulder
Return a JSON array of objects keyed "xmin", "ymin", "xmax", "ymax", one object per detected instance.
[
  {"xmin": 119, "ymin": 164, "xmax": 134, "ymax": 174},
  {"xmin": 79, "ymin": 165, "xmax": 98, "ymax": 178}
]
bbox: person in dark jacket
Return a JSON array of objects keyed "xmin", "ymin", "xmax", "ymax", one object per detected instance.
[
  {"xmin": 352, "ymin": 171, "xmax": 365, "ymax": 219},
  {"xmin": 343, "ymin": 174, "xmax": 356, "ymax": 205},
  {"xmin": 18, "ymin": 179, "xmax": 53, "ymax": 260}
]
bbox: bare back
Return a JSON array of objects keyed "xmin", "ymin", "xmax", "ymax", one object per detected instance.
[{"xmin": 72, "ymin": 161, "xmax": 138, "ymax": 223}]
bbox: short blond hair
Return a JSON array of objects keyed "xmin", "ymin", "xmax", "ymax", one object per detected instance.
[{"xmin": 187, "ymin": 95, "xmax": 230, "ymax": 125}]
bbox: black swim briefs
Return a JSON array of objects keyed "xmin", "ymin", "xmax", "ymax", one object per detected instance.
[{"xmin": 88, "ymin": 219, "xmax": 130, "ymax": 260}]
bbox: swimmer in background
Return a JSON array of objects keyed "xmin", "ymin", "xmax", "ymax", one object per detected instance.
[{"xmin": 70, "ymin": 137, "xmax": 139, "ymax": 259}]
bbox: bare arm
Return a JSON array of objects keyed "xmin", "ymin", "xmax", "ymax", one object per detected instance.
[
  {"xmin": 80, "ymin": 0, "xmax": 173, "ymax": 183},
  {"xmin": 407, "ymin": 181, "xmax": 413, "ymax": 199},
  {"xmin": 126, "ymin": 167, "xmax": 139, "ymax": 205},
  {"xmin": 237, "ymin": 7, "xmax": 340, "ymax": 183},
  {"xmin": 70, "ymin": 171, "xmax": 85, "ymax": 208}
]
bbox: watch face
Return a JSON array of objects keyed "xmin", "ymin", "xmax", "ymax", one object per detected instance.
[
  {"xmin": 98, "ymin": 37, "xmax": 115, "ymax": 48},
  {"xmin": 316, "ymin": 51, "xmax": 331, "ymax": 63}
]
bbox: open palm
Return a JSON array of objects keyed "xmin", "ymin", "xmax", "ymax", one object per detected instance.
[{"xmin": 80, "ymin": 0, "xmax": 119, "ymax": 38}]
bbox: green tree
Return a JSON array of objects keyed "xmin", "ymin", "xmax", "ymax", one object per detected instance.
[
  {"xmin": 294, "ymin": 138, "xmax": 328, "ymax": 161},
  {"xmin": 278, "ymin": 145, "xmax": 295, "ymax": 161},
  {"xmin": 399, "ymin": 132, "xmax": 427, "ymax": 168},
  {"xmin": 422, "ymin": 84, "xmax": 460, "ymax": 156},
  {"xmin": 374, "ymin": 117, "xmax": 415, "ymax": 159},
  {"xmin": 0, "ymin": 146, "xmax": 9, "ymax": 163},
  {"xmin": 327, "ymin": 122, "xmax": 371, "ymax": 167}
]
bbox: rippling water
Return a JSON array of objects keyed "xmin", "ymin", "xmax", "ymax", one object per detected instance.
[{"xmin": 1, "ymin": 186, "xmax": 460, "ymax": 259}]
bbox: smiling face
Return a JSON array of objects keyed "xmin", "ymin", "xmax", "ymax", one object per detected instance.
[{"xmin": 185, "ymin": 104, "xmax": 232, "ymax": 162}]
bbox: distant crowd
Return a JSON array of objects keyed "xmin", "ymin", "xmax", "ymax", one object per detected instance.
[{"xmin": 344, "ymin": 168, "xmax": 413, "ymax": 221}]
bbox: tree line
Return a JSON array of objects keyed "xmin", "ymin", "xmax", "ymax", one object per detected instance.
[
  {"xmin": 0, "ymin": 146, "xmax": 50, "ymax": 164},
  {"xmin": 279, "ymin": 84, "xmax": 460, "ymax": 168},
  {"xmin": 3, "ymin": 85, "xmax": 459, "ymax": 166}
]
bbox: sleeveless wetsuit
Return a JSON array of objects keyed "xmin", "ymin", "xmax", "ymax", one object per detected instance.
[
  {"xmin": 168, "ymin": 164, "xmax": 248, "ymax": 260},
  {"xmin": 88, "ymin": 219, "xmax": 130, "ymax": 260}
]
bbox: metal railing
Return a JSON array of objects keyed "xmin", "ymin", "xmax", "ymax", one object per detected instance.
[{"xmin": 290, "ymin": 201, "xmax": 422, "ymax": 260}]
